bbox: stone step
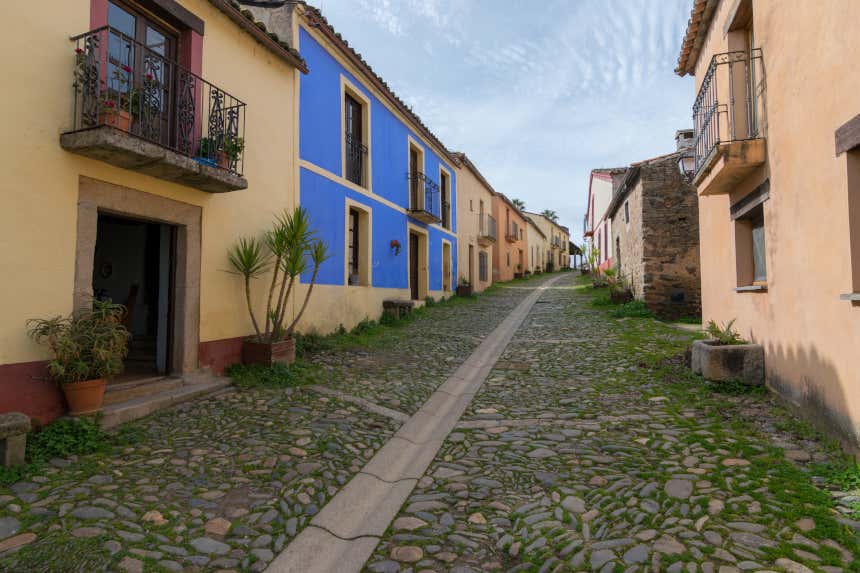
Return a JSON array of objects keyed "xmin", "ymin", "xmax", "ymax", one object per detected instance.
[
  {"xmin": 103, "ymin": 376, "xmax": 183, "ymax": 406},
  {"xmin": 100, "ymin": 376, "xmax": 232, "ymax": 429}
]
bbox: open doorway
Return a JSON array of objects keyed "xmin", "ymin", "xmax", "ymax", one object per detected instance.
[{"xmin": 92, "ymin": 214, "xmax": 175, "ymax": 381}]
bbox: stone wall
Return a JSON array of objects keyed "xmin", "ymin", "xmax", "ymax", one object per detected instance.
[
  {"xmin": 611, "ymin": 181, "xmax": 646, "ymax": 299},
  {"xmin": 640, "ymin": 155, "xmax": 701, "ymax": 319}
]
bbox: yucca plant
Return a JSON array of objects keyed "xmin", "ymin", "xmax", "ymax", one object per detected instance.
[{"xmin": 227, "ymin": 207, "xmax": 330, "ymax": 343}]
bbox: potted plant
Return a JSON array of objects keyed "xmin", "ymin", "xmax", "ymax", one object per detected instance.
[
  {"xmin": 197, "ymin": 137, "xmax": 228, "ymax": 169},
  {"xmin": 223, "ymin": 135, "xmax": 245, "ymax": 168},
  {"xmin": 228, "ymin": 207, "xmax": 330, "ymax": 366},
  {"xmin": 456, "ymin": 276, "xmax": 473, "ymax": 297},
  {"xmin": 99, "ymin": 65, "xmax": 133, "ymax": 131},
  {"xmin": 27, "ymin": 300, "xmax": 130, "ymax": 415},
  {"xmin": 99, "ymin": 98, "xmax": 131, "ymax": 131},
  {"xmin": 514, "ymin": 263, "xmax": 523, "ymax": 279},
  {"xmin": 691, "ymin": 319, "xmax": 764, "ymax": 385},
  {"xmin": 604, "ymin": 268, "xmax": 633, "ymax": 304}
]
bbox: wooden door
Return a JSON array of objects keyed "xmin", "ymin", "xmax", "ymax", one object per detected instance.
[{"xmin": 409, "ymin": 232, "xmax": 419, "ymax": 300}]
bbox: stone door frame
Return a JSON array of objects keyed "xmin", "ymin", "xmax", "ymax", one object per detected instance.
[{"xmin": 74, "ymin": 176, "xmax": 202, "ymax": 375}]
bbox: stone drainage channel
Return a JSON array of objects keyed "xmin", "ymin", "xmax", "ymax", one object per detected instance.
[{"xmin": 266, "ymin": 276, "xmax": 563, "ymax": 573}]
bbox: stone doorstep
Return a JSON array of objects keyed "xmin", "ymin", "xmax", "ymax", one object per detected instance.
[
  {"xmin": 103, "ymin": 376, "xmax": 184, "ymax": 406},
  {"xmin": 99, "ymin": 376, "xmax": 232, "ymax": 429}
]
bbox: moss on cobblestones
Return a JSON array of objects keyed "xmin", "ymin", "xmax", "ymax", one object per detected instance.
[{"xmin": 368, "ymin": 273, "xmax": 860, "ymax": 573}]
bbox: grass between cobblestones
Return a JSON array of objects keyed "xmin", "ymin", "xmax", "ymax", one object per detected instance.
[
  {"xmin": 0, "ymin": 272, "xmax": 561, "ymax": 573},
  {"xmin": 366, "ymin": 273, "xmax": 860, "ymax": 573}
]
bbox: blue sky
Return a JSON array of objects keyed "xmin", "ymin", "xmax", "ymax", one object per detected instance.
[{"xmin": 306, "ymin": 0, "xmax": 694, "ymax": 239}]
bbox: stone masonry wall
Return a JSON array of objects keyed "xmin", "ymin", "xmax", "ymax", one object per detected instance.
[
  {"xmin": 611, "ymin": 181, "xmax": 645, "ymax": 299},
  {"xmin": 640, "ymin": 155, "xmax": 701, "ymax": 319}
]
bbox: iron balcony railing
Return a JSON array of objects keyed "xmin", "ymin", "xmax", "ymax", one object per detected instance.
[
  {"xmin": 345, "ymin": 132, "xmax": 367, "ymax": 186},
  {"xmin": 507, "ymin": 221, "xmax": 519, "ymax": 241},
  {"xmin": 479, "ymin": 213, "xmax": 497, "ymax": 240},
  {"xmin": 70, "ymin": 26, "xmax": 247, "ymax": 175},
  {"xmin": 692, "ymin": 48, "xmax": 764, "ymax": 173},
  {"xmin": 407, "ymin": 172, "xmax": 440, "ymax": 219}
]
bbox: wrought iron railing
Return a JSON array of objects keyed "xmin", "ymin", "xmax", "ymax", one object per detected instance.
[
  {"xmin": 692, "ymin": 49, "xmax": 763, "ymax": 173},
  {"xmin": 479, "ymin": 213, "xmax": 496, "ymax": 240},
  {"xmin": 345, "ymin": 132, "xmax": 367, "ymax": 186},
  {"xmin": 507, "ymin": 221, "xmax": 519, "ymax": 241},
  {"xmin": 70, "ymin": 26, "xmax": 246, "ymax": 175},
  {"xmin": 407, "ymin": 172, "xmax": 440, "ymax": 219}
]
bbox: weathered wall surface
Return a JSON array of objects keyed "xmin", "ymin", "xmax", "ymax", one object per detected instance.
[
  {"xmin": 611, "ymin": 180, "xmax": 646, "ymax": 300},
  {"xmin": 641, "ymin": 157, "xmax": 701, "ymax": 319},
  {"xmin": 692, "ymin": 1, "xmax": 860, "ymax": 450}
]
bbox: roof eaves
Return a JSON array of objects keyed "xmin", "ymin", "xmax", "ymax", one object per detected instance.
[
  {"xmin": 297, "ymin": 2, "xmax": 456, "ymax": 164},
  {"xmin": 218, "ymin": 0, "xmax": 308, "ymax": 72},
  {"xmin": 676, "ymin": 0, "xmax": 719, "ymax": 76},
  {"xmin": 452, "ymin": 152, "xmax": 497, "ymax": 196}
]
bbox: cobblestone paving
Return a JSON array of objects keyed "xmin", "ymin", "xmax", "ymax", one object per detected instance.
[
  {"xmin": 367, "ymin": 274, "xmax": 860, "ymax": 573},
  {"xmin": 0, "ymin": 276, "xmax": 551, "ymax": 573},
  {"xmin": 312, "ymin": 284, "xmax": 538, "ymax": 416}
]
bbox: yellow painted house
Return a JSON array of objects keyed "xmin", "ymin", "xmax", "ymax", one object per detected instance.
[
  {"xmin": 0, "ymin": 0, "xmax": 306, "ymax": 422},
  {"xmin": 525, "ymin": 217, "xmax": 549, "ymax": 274},
  {"xmin": 453, "ymin": 153, "xmax": 496, "ymax": 293},
  {"xmin": 525, "ymin": 212, "xmax": 570, "ymax": 271}
]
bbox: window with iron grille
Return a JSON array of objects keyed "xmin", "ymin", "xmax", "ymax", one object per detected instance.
[
  {"xmin": 345, "ymin": 93, "xmax": 366, "ymax": 186},
  {"xmin": 479, "ymin": 252, "xmax": 488, "ymax": 282}
]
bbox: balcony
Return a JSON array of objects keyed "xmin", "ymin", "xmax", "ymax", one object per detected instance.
[
  {"xmin": 407, "ymin": 172, "xmax": 441, "ymax": 224},
  {"xmin": 478, "ymin": 213, "xmax": 496, "ymax": 246},
  {"xmin": 505, "ymin": 221, "xmax": 519, "ymax": 243},
  {"xmin": 60, "ymin": 26, "xmax": 247, "ymax": 193},
  {"xmin": 691, "ymin": 49, "xmax": 766, "ymax": 196},
  {"xmin": 345, "ymin": 132, "xmax": 367, "ymax": 186}
]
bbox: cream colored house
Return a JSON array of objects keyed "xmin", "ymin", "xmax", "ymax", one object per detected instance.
[
  {"xmin": 525, "ymin": 217, "xmax": 548, "ymax": 273},
  {"xmin": 453, "ymin": 153, "xmax": 495, "ymax": 292},
  {"xmin": 525, "ymin": 212, "xmax": 570, "ymax": 270},
  {"xmin": 677, "ymin": 0, "xmax": 860, "ymax": 451}
]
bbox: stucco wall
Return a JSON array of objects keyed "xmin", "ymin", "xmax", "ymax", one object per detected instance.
[
  {"xmin": 491, "ymin": 197, "xmax": 527, "ymax": 282},
  {"xmin": 0, "ymin": 0, "xmax": 299, "ymax": 420},
  {"xmin": 455, "ymin": 164, "xmax": 494, "ymax": 292},
  {"xmin": 296, "ymin": 23, "xmax": 457, "ymax": 319},
  {"xmin": 692, "ymin": 0, "xmax": 860, "ymax": 449}
]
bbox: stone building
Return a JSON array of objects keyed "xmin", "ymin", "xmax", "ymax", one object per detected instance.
[{"xmin": 607, "ymin": 131, "xmax": 701, "ymax": 319}]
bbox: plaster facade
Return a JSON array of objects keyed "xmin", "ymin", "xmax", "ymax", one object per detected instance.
[
  {"xmin": 678, "ymin": 0, "xmax": 860, "ymax": 451},
  {"xmin": 453, "ymin": 154, "xmax": 495, "ymax": 293},
  {"xmin": 0, "ymin": 0, "xmax": 304, "ymax": 421},
  {"xmin": 491, "ymin": 195, "xmax": 528, "ymax": 282}
]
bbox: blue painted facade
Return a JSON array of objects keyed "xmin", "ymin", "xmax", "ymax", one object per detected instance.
[{"xmin": 297, "ymin": 27, "xmax": 457, "ymax": 294}]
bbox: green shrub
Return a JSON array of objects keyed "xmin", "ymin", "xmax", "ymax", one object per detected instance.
[
  {"xmin": 27, "ymin": 417, "xmax": 109, "ymax": 463},
  {"xmin": 225, "ymin": 362, "xmax": 316, "ymax": 388},
  {"xmin": 590, "ymin": 291, "xmax": 616, "ymax": 307},
  {"xmin": 706, "ymin": 319, "xmax": 746, "ymax": 345},
  {"xmin": 609, "ymin": 300, "xmax": 653, "ymax": 318},
  {"xmin": 379, "ymin": 312, "xmax": 400, "ymax": 326},
  {"xmin": 424, "ymin": 296, "xmax": 436, "ymax": 307},
  {"xmin": 294, "ymin": 332, "xmax": 332, "ymax": 357}
]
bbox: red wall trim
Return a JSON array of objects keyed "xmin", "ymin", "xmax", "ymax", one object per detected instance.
[
  {"xmin": 199, "ymin": 336, "xmax": 244, "ymax": 375},
  {"xmin": 0, "ymin": 361, "xmax": 66, "ymax": 425},
  {"xmin": 90, "ymin": 0, "xmax": 109, "ymax": 29}
]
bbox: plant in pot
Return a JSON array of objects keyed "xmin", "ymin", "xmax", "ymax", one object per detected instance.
[
  {"xmin": 228, "ymin": 207, "xmax": 330, "ymax": 366},
  {"xmin": 604, "ymin": 268, "xmax": 633, "ymax": 304},
  {"xmin": 691, "ymin": 319, "xmax": 764, "ymax": 385},
  {"xmin": 223, "ymin": 135, "xmax": 245, "ymax": 170},
  {"xmin": 456, "ymin": 276, "xmax": 472, "ymax": 297},
  {"xmin": 27, "ymin": 300, "xmax": 130, "ymax": 415}
]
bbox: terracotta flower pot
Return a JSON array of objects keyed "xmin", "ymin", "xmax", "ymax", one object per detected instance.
[
  {"xmin": 61, "ymin": 378, "xmax": 107, "ymax": 416},
  {"xmin": 242, "ymin": 338, "xmax": 296, "ymax": 366},
  {"xmin": 99, "ymin": 110, "xmax": 131, "ymax": 132},
  {"xmin": 456, "ymin": 285, "xmax": 473, "ymax": 297}
]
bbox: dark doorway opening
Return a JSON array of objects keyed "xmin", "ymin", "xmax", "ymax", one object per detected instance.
[
  {"xmin": 92, "ymin": 214, "xmax": 175, "ymax": 381},
  {"xmin": 409, "ymin": 232, "xmax": 419, "ymax": 300}
]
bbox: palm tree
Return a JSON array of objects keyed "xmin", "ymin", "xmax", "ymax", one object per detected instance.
[
  {"xmin": 541, "ymin": 209, "xmax": 559, "ymax": 222},
  {"xmin": 512, "ymin": 198, "xmax": 526, "ymax": 210}
]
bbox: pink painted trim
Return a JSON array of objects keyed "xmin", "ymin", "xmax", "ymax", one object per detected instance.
[{"xmin": 90, "ymin": 0, "xmax": 108, "ymax": 29}]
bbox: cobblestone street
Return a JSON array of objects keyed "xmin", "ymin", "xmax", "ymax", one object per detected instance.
[{"xmin": 1, "ymin": 273, "xmax": 858, "ymax": 573}]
